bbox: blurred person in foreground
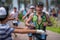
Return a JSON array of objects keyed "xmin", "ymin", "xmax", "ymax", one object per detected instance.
[{"xmin": 0, "ymin": 6, "xmax": 45, "ymax": 40}]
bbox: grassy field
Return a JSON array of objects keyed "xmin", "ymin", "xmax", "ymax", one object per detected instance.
[
  {"xmin": 47, "ymin": 16, "xmax": 60, "ymax": 34},
  {"xmin": 47, "ymin": 26, "xmax": 60, "ymax": 34}
]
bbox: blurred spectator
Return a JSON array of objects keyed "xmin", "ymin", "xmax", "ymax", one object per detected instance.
[
  {"xmin": 50, "ymin": 8, "xmax": 57, "ymax": 17},
  {"xmin": 22, "ymin": 5, "xmax": 35, "ymax": 20}
]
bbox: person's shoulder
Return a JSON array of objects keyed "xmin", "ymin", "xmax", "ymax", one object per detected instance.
[
  {"xmin": 0, "ymin": 23, "xmax": 14, "ymax": 34},
  {"xmin": 16, "ymin": 10, "xmax": 19, "ymax": 12},
  {"xmin": 0, "ymin": 23, "xmax": 10, "ymax": 30},
  {"xmin": 17, "ymin": 11, "xmax": 19, "ymax": 13},
  {"xmin": 28, "ymin": 13, "xmax": 34, "ymax": 18},
  {"xmin": 30, "ymin": 13, "xmax": 34, "ymax": 16},
  {"xmin": 6, "ymin": 23, "xmax": 14, "ymax": 33},
  {"xmin": 12, "ymin": 11, "xmax": 14, "ymax": 13}
]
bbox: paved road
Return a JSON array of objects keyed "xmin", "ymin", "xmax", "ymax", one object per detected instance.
[
  {"xmin": 9, "ymin": 22, "xmax": 60, "ymax": 40},
  {"xmin": 47, "ymin": 30, "xmax": 60, "ymax": 40}
]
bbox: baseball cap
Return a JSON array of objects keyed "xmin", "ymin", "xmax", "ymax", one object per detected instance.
[
  {"xmin": 30, "ymin": 6, "xmax": 35, "ymax": 9},
  {"xmin": 0, "ymin": 7, "xmax": 6, "ymax": 15},
  {"xmin": 0, "ymin": 7, "xmax": 7, "ymax": 21}
]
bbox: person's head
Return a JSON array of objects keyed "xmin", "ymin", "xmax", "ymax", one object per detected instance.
[
  {"xmin": 35, "ymin": 2, "xmax": 44, "ymax": 13},
  {"xmin": 14, "ymin": 7, "xmax": 17, "ymax": 12},
  {"xmin": 30, "ymin": 5, "xmax": 35, "ymax": 12},
  {"xmin": 0, "ymin": 6, "xmax": 9, "ymax": 22}
]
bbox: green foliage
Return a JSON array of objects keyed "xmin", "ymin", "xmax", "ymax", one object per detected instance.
[
  {"xmin": 51, "ymin": 0, "xmax": 55, "ymax": 5},
  {"xmin": 57, "ymin": 0, "xmax": 60, "ymax": 4},
  {"xmin": 18, "ymin": 13, "xmax": 23, "ymax": 21},
  {"xmin": 50, "ymin": 16, "xmax": 57, "ymax": 27},
  {"xmin": 47, "ymin": 16, "xmax": 60, "ymax": 34},
  {"xmin": 47, "ymin": 27, "xmax": 60, "ymax": 34}
]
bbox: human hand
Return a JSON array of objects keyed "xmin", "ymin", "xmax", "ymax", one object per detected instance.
[{"xmin": 36, "ymin": 30, "xmax": 45, "ymax": 34}]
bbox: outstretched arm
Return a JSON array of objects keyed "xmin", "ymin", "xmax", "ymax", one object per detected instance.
[
  {"xmin": 13, "ymin": 29, "xmax": 36, "ymax": 34},
  {"xmin": 13, "ymin": 28, "xmax": 45, "ymax": 34}
]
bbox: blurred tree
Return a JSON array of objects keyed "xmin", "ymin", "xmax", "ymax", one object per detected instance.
[
  {"xmin": 57, "ymin": 0, "xmax": 60, "ymax": 8},
  {"xmin": 24, "ymin": 0, "xmax": 26, "ymax": 8},
  {"xmin": 6, "ymin": 0, "xmax": 12, "ymax": 5},
  {"xmin": 46, "ymin": 0, "xmax": 49, "ymax": 11},
  {"xmin": 51, "ymin": 0, "xmax": 55, "ymax": 5},
  {"xmin": 0, "ymin": 0, "xmax": 1, "ymax": 5},
  {"xmin": 57, "ymin": 0, "xmax": 60, "ymax": 4}
]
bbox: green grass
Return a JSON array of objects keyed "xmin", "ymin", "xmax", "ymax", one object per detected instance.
[
  {"xmin": 47, "ymin": 27, "xmax": 60, "ymax": 34},
  {"xmin": 47, "ymin": 16, "xmax": 60, "ymax": 34}
]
